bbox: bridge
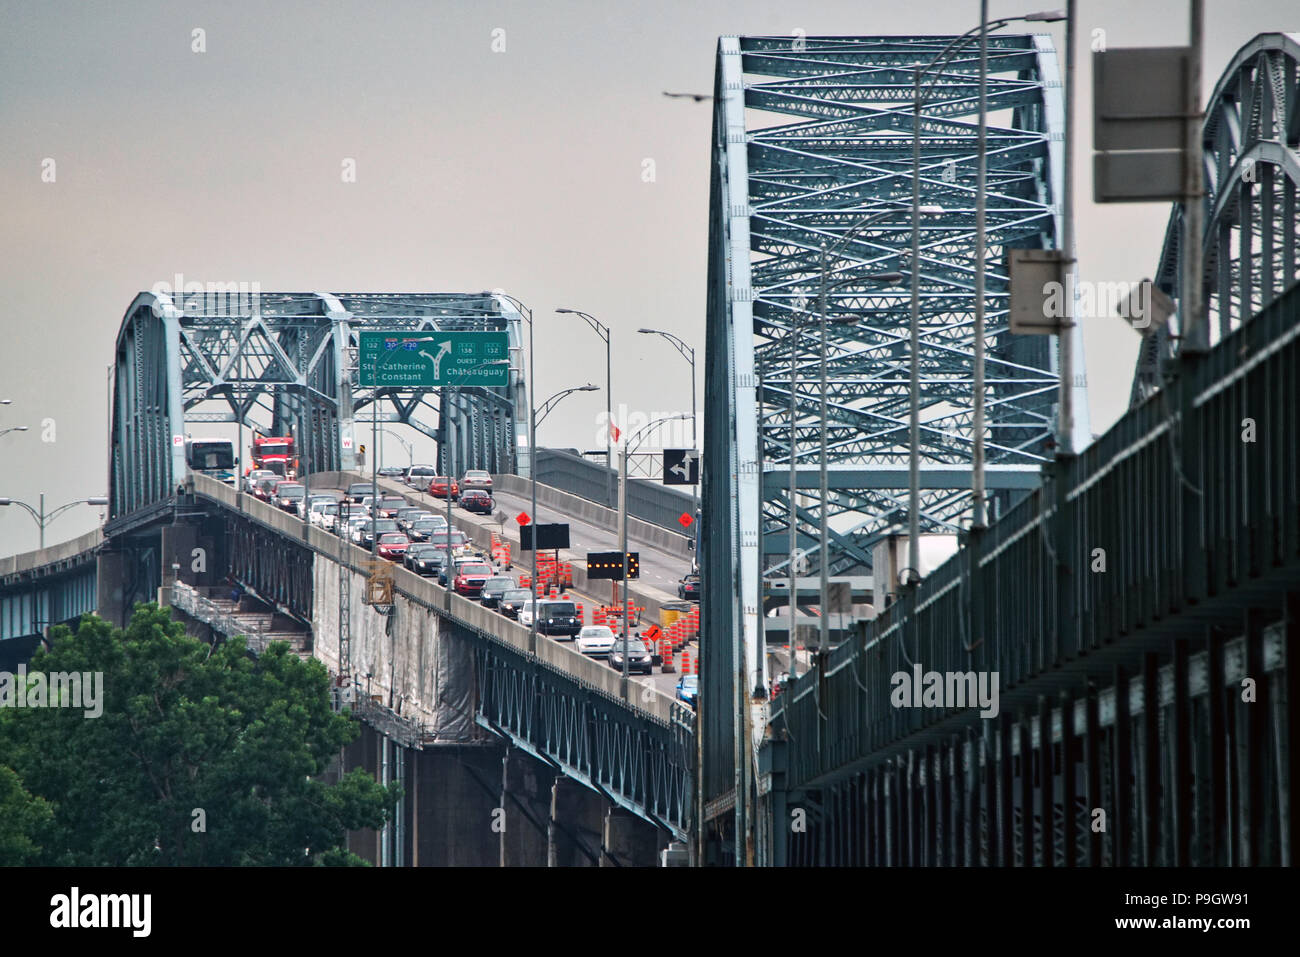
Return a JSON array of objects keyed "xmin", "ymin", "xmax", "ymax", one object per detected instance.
[
  {"xmin": 702, "ymin": 31, "xmax": 1300, "ymax": 865},
  {"xmin": 2, "ymin": 31, "xmax": 1298, "ymax": 868}
]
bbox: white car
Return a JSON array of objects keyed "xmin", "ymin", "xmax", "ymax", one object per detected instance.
[
  {"xmin": 309, "ymin": 501, "xmax": 339, "ymax": 528},
  {"xmin": 518, "ymin": 600, "xmax": 538, "ymax": 628},
  {"xmin": 575, "ymin": 625, "xmax": 617, "ymax": 657}
]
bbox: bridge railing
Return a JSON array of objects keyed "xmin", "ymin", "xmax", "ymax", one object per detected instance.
[{"xmin": 774, "ymin": 282, "xmax": 1300, "ymax": 790}]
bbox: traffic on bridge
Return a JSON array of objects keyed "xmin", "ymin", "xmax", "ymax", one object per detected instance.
[{"xmin": 1, "ymin": 2, "xmax": 1296, "ymax": 940}]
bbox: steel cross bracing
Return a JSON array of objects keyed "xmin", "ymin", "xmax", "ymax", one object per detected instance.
[
  {"xmin": 701, "ymin": 34, "xmax": 1074, "ymax": 847},
  {"xmin": 1133, "ymin": 33, "xmax": 1300, "ymax": 405},
  {"xmin": 108, "ymin": 291, "xmax": 528, "ymax": 526}
]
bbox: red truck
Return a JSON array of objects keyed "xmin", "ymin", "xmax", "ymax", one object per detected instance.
[{"xmin": 250, "ymin": 432, "xmax": 297, "ymax": 480}]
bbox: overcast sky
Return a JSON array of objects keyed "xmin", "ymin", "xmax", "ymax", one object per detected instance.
[{"xmin": 0, "ymin": 0, "xmax": 1292, "ymax": 556}]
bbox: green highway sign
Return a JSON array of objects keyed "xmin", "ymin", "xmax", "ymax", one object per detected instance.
[{"xmin": 358, "ymin": 330, "xmax": 509, "ymax": 387}]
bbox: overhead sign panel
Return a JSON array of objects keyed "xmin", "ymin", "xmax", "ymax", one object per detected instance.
[
  {"xmin": 358, "ymin": 331, "xmax": 509, "ymax": 387},
  {"xmin": 662, "ymin": 448, "xmax": 700, "ymax": 485}
]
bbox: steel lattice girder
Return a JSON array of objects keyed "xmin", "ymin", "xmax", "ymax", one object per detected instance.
[
  {"xmin": 701, "ymin": 35, "xmax": 1077, "ymax": 816},
  {"xmin": 1134, "ymin": 32, "xmax": 1300, "ymax": 406},
  {"xmin": 109, "ymin": 291, "xmax": 528, "ymax": 522}
]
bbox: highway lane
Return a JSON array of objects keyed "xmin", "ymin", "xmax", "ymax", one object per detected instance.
[{"xmin": 297, "ymin": 480, "xmax": 698, "ymax": 704}]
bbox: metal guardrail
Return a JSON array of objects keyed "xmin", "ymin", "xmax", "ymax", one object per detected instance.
[{"xmin": 775, "ymin": 282, "xmax": 1300, "ymax": 788}]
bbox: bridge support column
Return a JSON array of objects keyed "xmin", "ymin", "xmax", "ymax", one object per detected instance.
[
  {"xmin": 497, "ymin": 747, "xmax": 551, "ymax": 866},
  {"xmin": 159, "ymin": 524, "xmax": 198, "ymax": 602},
  {"xmin": 600, "ymin": 806, "xmax": 661, "ymax": 867},
  {"xmin": 96, "ymin": 548, "xmax": 128, "ymax": 627},
  {"xmin": 411, "ymin": 745, "xmax": 505, "ymax": 866},
  {"xmin": 547, "ymin": 777, "xmax": 604, "ymax": 867}
]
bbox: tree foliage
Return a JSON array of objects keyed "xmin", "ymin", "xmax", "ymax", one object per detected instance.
[{"xmin": 0, "ymin": 604, "xmax": 398, "ymax": 865}]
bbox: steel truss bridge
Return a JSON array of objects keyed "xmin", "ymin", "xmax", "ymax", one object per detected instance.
[
  {"xmin": 701, "ymin": 33, "xmax": 1084, "ymax": 858},
  {"xmin": 699, "ymin": 32, "xmax": 1300, "ymax": 865},
  {"xmin": 108, "ymin": 290, "xmax": 528, "ymax": 535}
]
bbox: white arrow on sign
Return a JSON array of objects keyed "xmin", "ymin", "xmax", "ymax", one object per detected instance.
[
  {"xmin": 418, "ymin": 341, "xmax": 453, "ymax": 380},
  {"xmin": 669, "ymin": 450, "xmax": 699, "ymax": 481}
]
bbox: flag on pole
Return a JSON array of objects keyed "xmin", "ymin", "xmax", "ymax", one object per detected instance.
[{"xmin": 609, "ymin": 422, "xmax": 621, "ymax": 443}]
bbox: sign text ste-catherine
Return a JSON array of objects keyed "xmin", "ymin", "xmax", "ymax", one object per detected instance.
[{"xmin": 358, "ymin": 331, "xmax": 509, "ymax": 387}]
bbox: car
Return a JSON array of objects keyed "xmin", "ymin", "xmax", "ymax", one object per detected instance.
[
  {"xmin": 394, "ymin": 506, "xmax": 428, "ymax": 530},
  {"xmin": 441, "ymin": 553, "xmax": 487, "ymax": 587},
  {"xmin": 252, "ymin": 475, "xmax": 280, "ymax": 501},
  {"xmin": 376, "ymin": 531, "xmax": 411, "ymax": 561},
  {"xmin": 575, "ymin": 625, "xmax": 617, "ymax": 657},
  {"xmin": 375, "ymin": 496, "xmax": 407, "ymax": 518},
  {"xmin": 676, "ymin": 674, "xmax": 699, "ymax": 706},
  {"xmin": 404, "ymin": 544, "xmax": 447, "ymax": 577},
  {"xmin": 498, "ymin": 589, "xmax": 533, "ymax": 620},
  {"xmin": 478, "ymin": 576, "xmax": 516, "ymax": 608},
  {"xmin": 345, "ymin": 482, "xmax": 374, "ymax": 503},
  {"xmin": 428, "ymin": 529, "xmax": 471, "ymax": 558},
  {"xmin": 299, "ymin": 492, "xmax": 340, "ymax": 520},
  {"xmin": 677, "ymin": 573, "xmax": 700, "ymax": 601},
  {"xmin": 244, "ymin": 468, "xmax": 276, "ymax": 493},
  {"xmin": 309, "ymin": 501, "xmax": 340, "ymax": 528},
  {"xmin": 274, "ymin": 482, "xmax": 306, "ymax": 512},
  {"xmin": 517, "ymin": 599, "xmax": 539, "ymax": 628},
  {"xmin": 460, "ymin": 469, "xmax": 493, "ymax": 491},
  {"xmin": 609, "ymin": 636, "xmax": 653, "ymax": 674},
  {"xmin": 408, "ymin": 515, "xmax": 447, "ymax": 541},
  {"xmin": 453, "ymin": 561, "xmax": 494, "ymax": 596},
  {"xmin": 378, "ymin": 466, "xmax": 405, "ymax": 478},
  {"xmin": 360, "ymin": 518, "xmax": 400, "ymax": 550},
  {"xmin": 405, "ymin": 464, "xmax": 439, "ymax": 487},
  {"xmin": 427, "ymin": 475, "xmax": 459, "ymax": 499},
  {"xmin": 534, "ymin": 599, "xmax": 582, "ymax": 638},
  {"xmin": 459, "ymin": 488, "xmax": 494, "ymax": 514}
]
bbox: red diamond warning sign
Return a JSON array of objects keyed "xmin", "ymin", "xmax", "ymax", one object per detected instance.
[
  {"xmin": 517, "ymin": 511, "xmax": 531, "ymax": 526},
  {"xmin": 679, "ymin": 512, "xmax": 693, "ymax": 528}
]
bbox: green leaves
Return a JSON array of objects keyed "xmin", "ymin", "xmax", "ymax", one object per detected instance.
[{"xmin": 0, "ymin": 604, "xmax": 398, "ymax": 866}]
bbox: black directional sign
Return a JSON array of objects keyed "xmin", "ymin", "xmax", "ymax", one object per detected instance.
[
  {"xmin": 586, "ymin": 551, "xmax": 640, "ymax": 581},
  {"xmin": 662, "ymin": 448, "xmax": 699, "ymax": 485}
]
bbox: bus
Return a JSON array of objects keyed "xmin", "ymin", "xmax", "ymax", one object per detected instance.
[{"xmin": 185, "ymin": 437, "xmax": 236, "ymax": 485}]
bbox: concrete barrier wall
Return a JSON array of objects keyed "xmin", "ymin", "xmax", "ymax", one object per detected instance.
[
  {"xmin": 0, "ymin": 527, "xmax": 103, "ymax": 579},
  {"xmin": 492, "ymin": 473, "xmax": 693, "ymax": 559}
]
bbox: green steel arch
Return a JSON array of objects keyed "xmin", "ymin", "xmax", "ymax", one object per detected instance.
[{"xmin": 700, "ymin": 34, "xmax": 1078, "ymax": 858}]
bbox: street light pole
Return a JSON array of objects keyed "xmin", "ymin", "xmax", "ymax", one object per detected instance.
[
  {"xmin": 636, "ymin": 329, "xmax": 698, "ymax": 557},
  {"xmin": 556, "ymin": 309, "xmax": 613, "ymax": 508},
  {"xmin": 617, "ymin": 414, "xmax": 692, "ymax": 694},
  {"xmin": 529, "ymin": 384, "xmax": 600, "ymax": 653},
  {"xmin": 0, "ymin": 494, "xmax": 109, "ymax": 551}
]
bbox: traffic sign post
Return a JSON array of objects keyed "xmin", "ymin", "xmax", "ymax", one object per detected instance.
[{"xmin": 358, "ymin": 331, "xmax": 509, "ymax": 388}]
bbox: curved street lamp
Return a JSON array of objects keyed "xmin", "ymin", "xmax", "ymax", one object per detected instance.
[
  {"xmin": 527, "ymin": 383, "xmax": 599, "ymax": 651},
  {"xmin": 556, "ymin": 308, "xmax": 613, "ymax": 507},
  {"xmin": 0, "ymin": 495, "xmax": 108, "ymax": 550},
  {"xmin": 615, "ymin": 413, "xmax": 693, "ymax": 692}
]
